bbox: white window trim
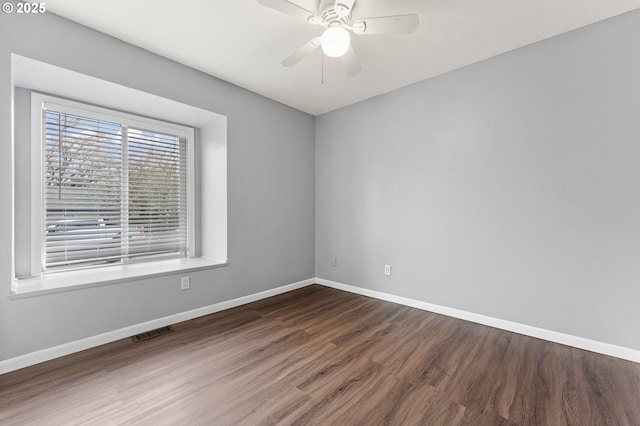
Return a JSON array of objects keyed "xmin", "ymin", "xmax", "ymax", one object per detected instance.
[
  {"xmin": 30, "ymin": 93, "xmax": 196, "ymax": 276},
  {"xmin": 11, "ymin": 54, "xmax": 228, "ymax": 297}
]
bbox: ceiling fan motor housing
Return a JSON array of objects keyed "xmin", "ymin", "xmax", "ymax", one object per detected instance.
[
  {"xmin": 334, "ymin": 2, "xmax": 351, "ymax": 17},
  {"xmin": 319, "ymin": 0, "xmax": 351, "ymax": 26}
]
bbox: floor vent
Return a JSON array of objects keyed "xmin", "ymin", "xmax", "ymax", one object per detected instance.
[{"xmin": 132, "ymin": 326, "xmax": 173, "ymax": 342}]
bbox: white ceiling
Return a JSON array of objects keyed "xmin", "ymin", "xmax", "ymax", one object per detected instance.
[{"xmin": 45, "ymin": 0, "xmax": 640, "ymax": 116}]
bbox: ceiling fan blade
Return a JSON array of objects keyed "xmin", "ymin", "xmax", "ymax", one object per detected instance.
[
  {"xmin": 257, "ymin": 0, "xmax": 319, "ymax": 22},
  {"xmin": 353, "ymin": 14, "xmax": 419, "ymax": 35},
  {"xmin": 340, "ymin": 45, "xmax": 361, "ymax": 77},
  {"xmin": 281, "ymin": 37, "xmax": 321, "ymax": 67}
]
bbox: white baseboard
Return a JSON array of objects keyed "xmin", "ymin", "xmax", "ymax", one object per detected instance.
[
  {"xmin": 316, "ymin": 278, "xmax": 640, "ymax": 363},
  {"xmin": 0, "ymin": 278, "xmax": 315, "ymax": 375},
  {"xmin": 3, "ymin": 276, "xmax": 638, "ymax": 375}
]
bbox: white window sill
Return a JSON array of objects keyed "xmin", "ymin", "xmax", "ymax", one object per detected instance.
[{"xmin": 10, "ymin": 257, "xmax": 228, "ymax": 299}]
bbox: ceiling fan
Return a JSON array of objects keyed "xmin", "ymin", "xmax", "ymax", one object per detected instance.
[{"xmin": 257, "ymin": 0, "xmax": 420, "ymax": 77}]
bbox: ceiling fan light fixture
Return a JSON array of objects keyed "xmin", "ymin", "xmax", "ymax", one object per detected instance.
[{"xmin": 320, "ymin": 26, "xmax": 351, "ymax": 58}]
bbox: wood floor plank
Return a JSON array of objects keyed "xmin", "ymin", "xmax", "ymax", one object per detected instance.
[{"xmin": 1, "ymin": 284, "xmax": 639, "ymax": 425}]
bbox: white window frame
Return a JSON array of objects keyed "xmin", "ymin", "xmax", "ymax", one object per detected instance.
[{"xmin": 30, "ymin": 93, "xmax": 196, "ymax": 277}]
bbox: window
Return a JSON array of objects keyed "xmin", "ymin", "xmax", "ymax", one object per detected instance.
[
  {"xmin": 11, "ymin": 56, "xmax": 227, "ymax": 295},
  {"xmin": 33, "ymin": 94, "xmax": 194, "ymax": 273}
]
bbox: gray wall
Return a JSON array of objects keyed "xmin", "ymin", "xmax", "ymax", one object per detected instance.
[
  {"xmin": 316, "ymin": 9, "xmax": 640, "ymax": 350},
  {"xmin": 3, "ymin": 4, "xmax": 639, "ymax": 362},
  {"xmin": 1, "ymin": 7, "xmax": 315, "ymax": 360}
]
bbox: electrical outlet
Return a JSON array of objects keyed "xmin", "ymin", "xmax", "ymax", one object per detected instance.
[
  {"xmin": 384, "ymin": 265, "xmax": 391, "ymax": 276},
  {"xmin": 181, "ymin": 276, "xmax": 190, "ymax": 290},
  {"xmin": 331, "ymin": 257, "xmax": 338, "ymax": 267}
]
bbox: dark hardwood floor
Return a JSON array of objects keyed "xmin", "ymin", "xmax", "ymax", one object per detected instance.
[{"xmin": 1, "ymin": 284, "xmax": 639, "ymax": 425}]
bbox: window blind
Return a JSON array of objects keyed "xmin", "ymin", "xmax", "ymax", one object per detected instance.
[{"xmin": 43, "ymin": 109, "xmax": 188, "ymax": 270}]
